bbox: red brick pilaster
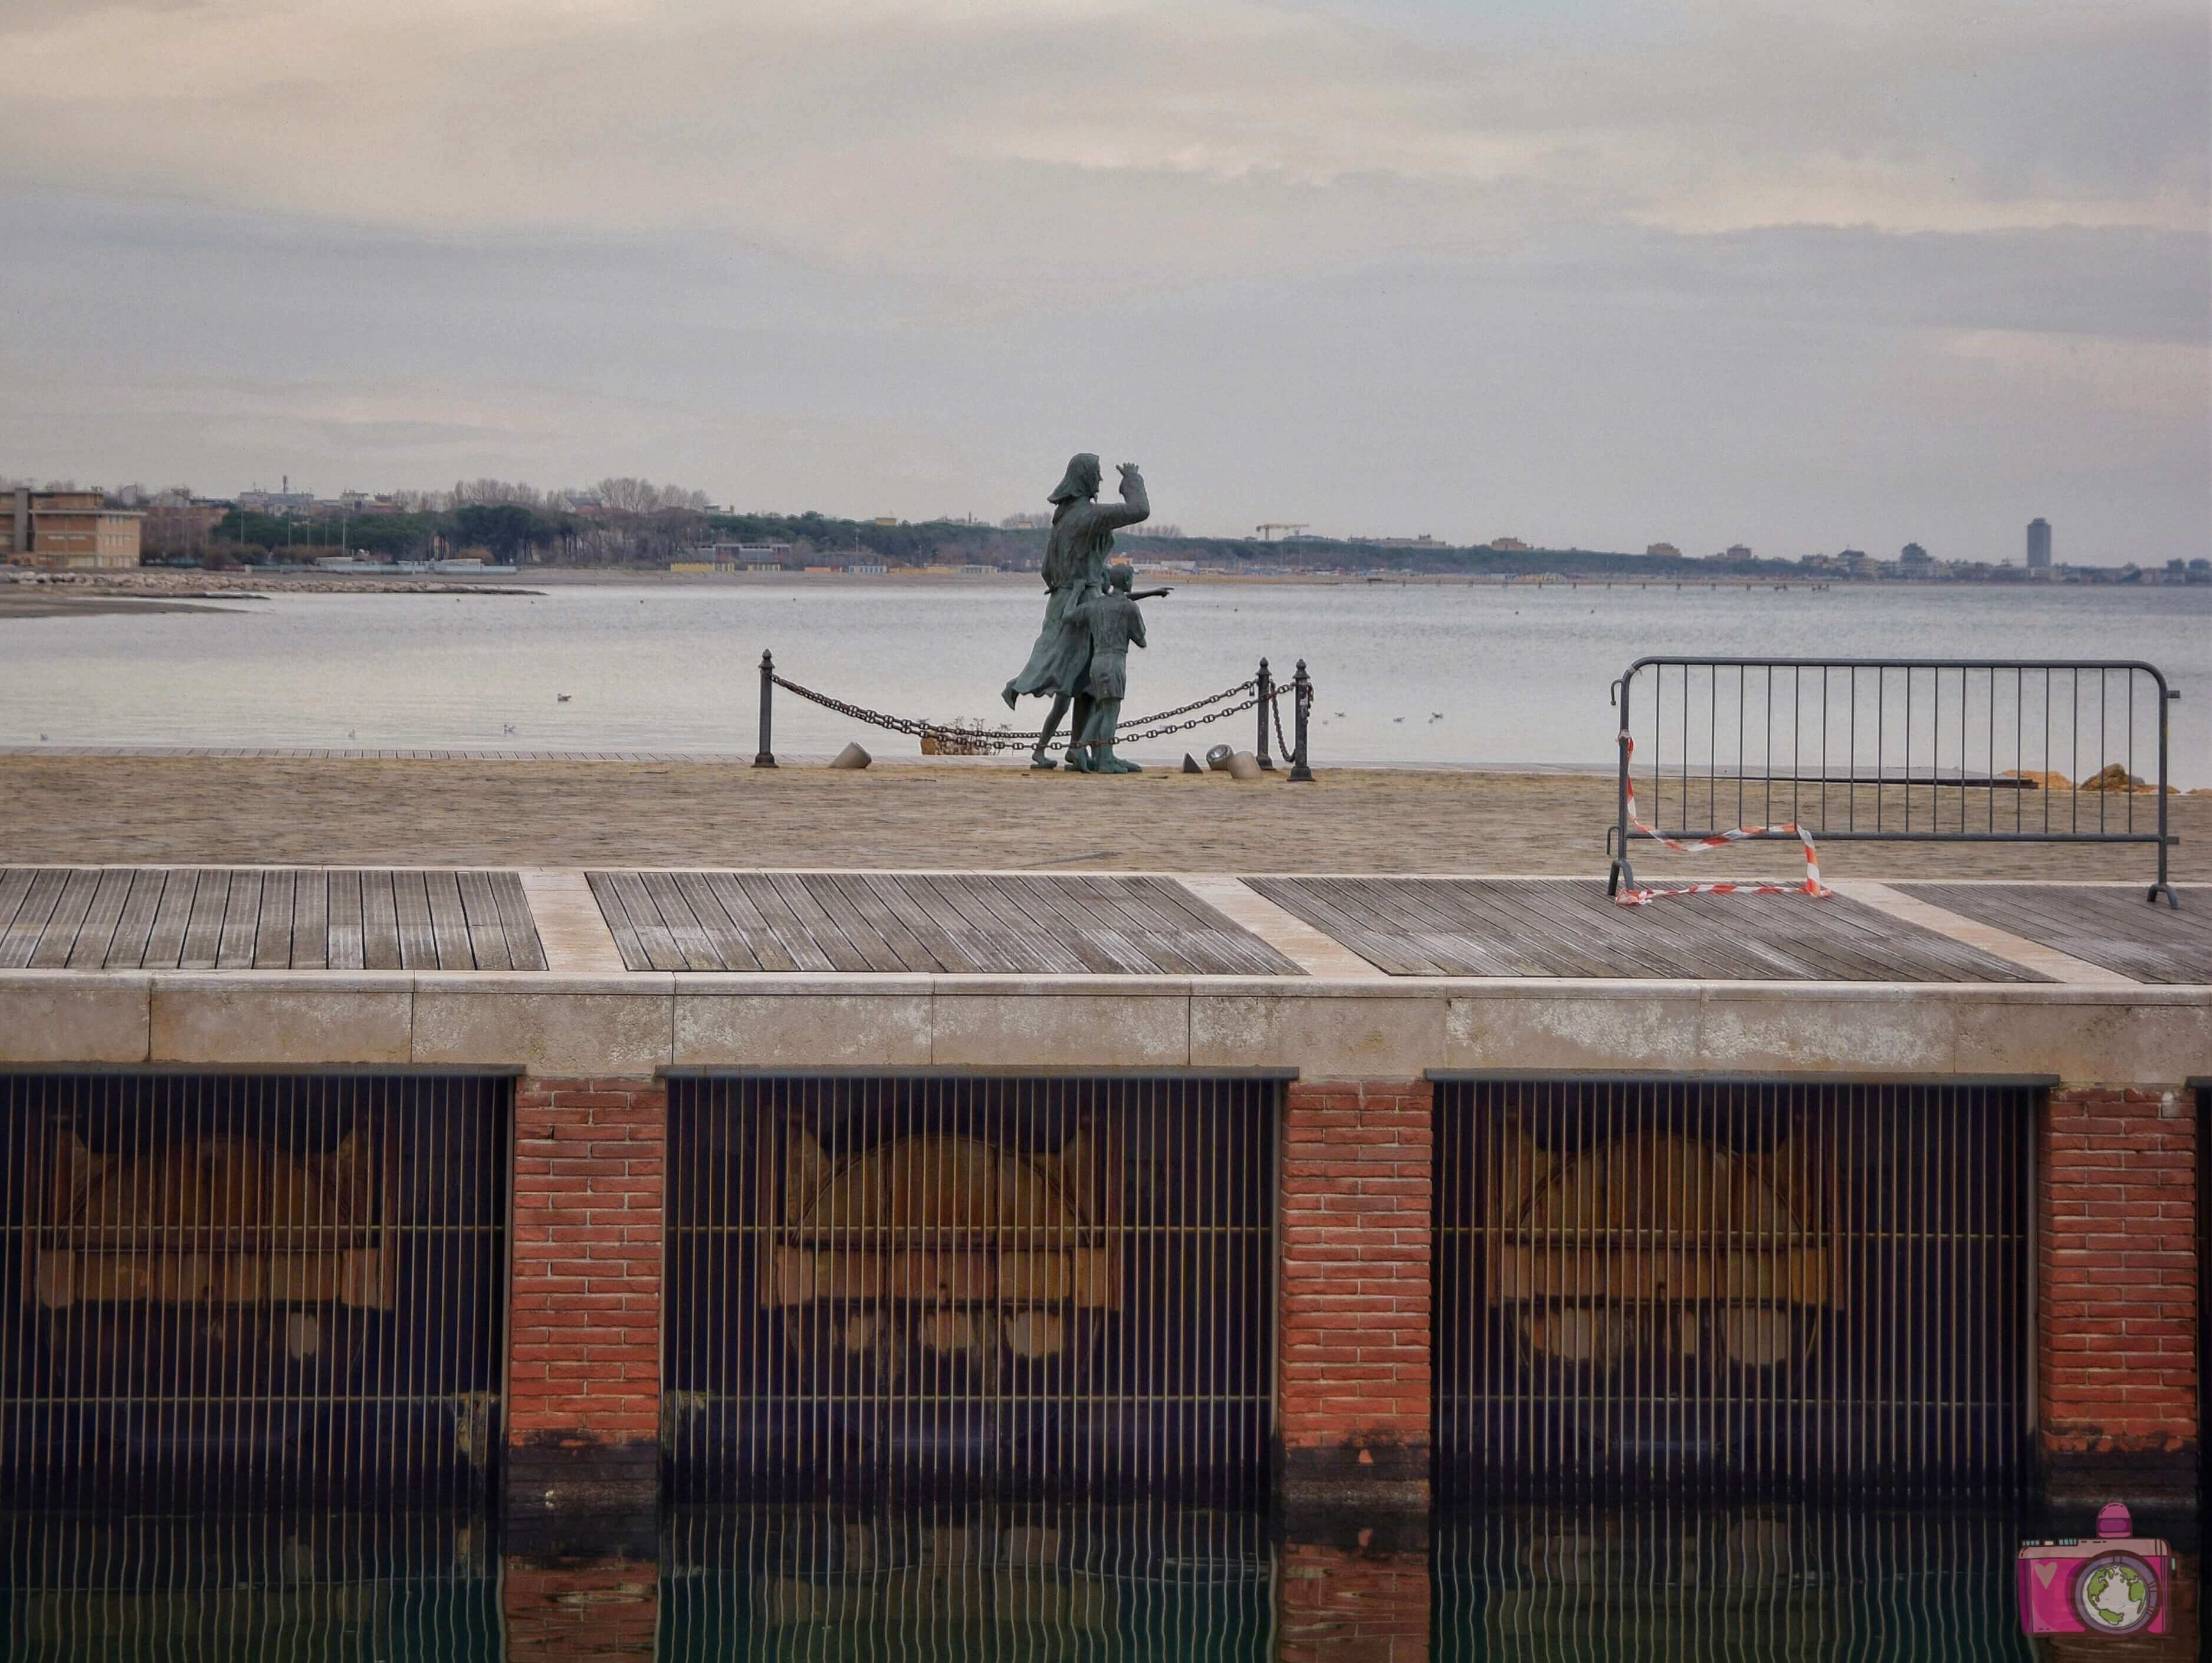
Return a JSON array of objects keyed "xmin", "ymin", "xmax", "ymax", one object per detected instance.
[
  {"xmin": 1280, "ymin": 1079, "xmax": 1434, "ymax": 1506},
  {"xmin": 508, "ymin": 1076, "xmax": 665, "ymax": 1510},
  {"xmin": 2039, "ymin": 1085, "xmax": 2197, "ymax": 1494}
]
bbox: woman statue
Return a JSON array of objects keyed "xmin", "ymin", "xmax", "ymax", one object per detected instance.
[{"xmin": 1002, "ymin": 454, "xmax": 1149, "ymax": 769}]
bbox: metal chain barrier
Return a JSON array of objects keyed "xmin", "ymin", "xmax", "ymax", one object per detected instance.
[
  {"xmin": 1267, "ymin": 686, "xmax": 1292, "ymax": 763},
  {"xmin": 769, "ymin": 672, "xmax": 1259, "ymax": 755}
]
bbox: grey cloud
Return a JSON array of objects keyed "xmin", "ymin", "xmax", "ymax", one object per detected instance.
[{"xmin": 0, "ymin": 3, "xmax": 2201, "ymax": 563}]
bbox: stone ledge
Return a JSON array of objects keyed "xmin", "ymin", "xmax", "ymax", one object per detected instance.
[
  {"xmin": 0, "ymin": 969, "xmax": 2199, "ymax": 1083},
  {"xmin": 0, "ymin": 971, "xmax": 150, "ymax": 1063}
]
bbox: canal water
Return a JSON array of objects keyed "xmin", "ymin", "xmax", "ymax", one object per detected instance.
[
  {"xmin": 3, "ymin": 579, "xmax": 2207, "ymax": 785},
  {"xmin": 0, "ymin": 1501, "xmax": 2195, "ymax": 1659}
]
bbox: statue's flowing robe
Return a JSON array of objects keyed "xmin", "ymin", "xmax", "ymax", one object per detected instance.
[{"xmin": 1007, "ymin": 473, "xmax": 1148, "ymax": 699}]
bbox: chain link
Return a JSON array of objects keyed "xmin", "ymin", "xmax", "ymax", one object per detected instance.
[{"xmin": 769, "ymin": 674, "xmax": 1260, "ymax": 755}]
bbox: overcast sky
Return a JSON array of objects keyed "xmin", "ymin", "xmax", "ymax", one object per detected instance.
[{"xmin": 2, "ymin": 0, "xmax": 2204, "ymax": 562}]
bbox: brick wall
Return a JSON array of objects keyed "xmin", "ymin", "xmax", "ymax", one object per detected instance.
[
  {"xmin": 1280, "ymin": 1079, "xmax": 1433, "ymax": 1504},
  {"xmin": 508, "ymin": 1076, "xmax": 665, "ymax": 1508},
  {"xmin": 2039, "ymin": 1085, "xmax": 2198, "ymax": 1492}
]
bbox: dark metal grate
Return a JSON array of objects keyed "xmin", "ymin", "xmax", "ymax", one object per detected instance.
[
  {"xmin": 661, "ymin": 1503, "xmax": 1276, "ymax": 1661},
  {"xmin": 0, "ymin": 1073, "xmax": 509, "ymax": 1506},
  {"xmin": 0, "ymin": 1509, "xmax": 497, "ymax": 1661},
  {"xmin": 665, "ymin": 1076, "xmax": 1277, "ymax": 1501},
  {"xmin": 1436, "ymin": 1079, "xmax": 2033, "ymax": 1498},
  {"xmin": 1434, "ymin": 1503, "xmax": 2032, "ymax": 1659}
]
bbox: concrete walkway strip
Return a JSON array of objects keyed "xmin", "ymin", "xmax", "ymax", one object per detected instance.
[
  {"xmin": 519, "ymin": 868, "xmax": 631, "ymax": 974},
  {"xmin": 1175, "ymin": 875, "xmax": 1390, "ymax": 979},
  {"xmin": 1830, "ymin": 879, "xmax": 2139, "ymax": 987}
]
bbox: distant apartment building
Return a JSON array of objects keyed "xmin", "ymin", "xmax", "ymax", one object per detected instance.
[
  {"xmin": 140, "ymin": 491, "xmax": 227, "ymax": 560},
  {"xmin": 237, "ymin": 488, "xmax": 316, "ymax": 514},
  {"xmin": 2, "ymin": 487, "xmax": 143, "ymax": 569},
  {"xmin": 1899, "ymin": 541, "xmax": 1934, "ymax": 573},
  {"xmin": 2026, "ymin": 518, "xmax": 2052, "ymax": 571},
  {"xmin": 1725, "ymin": 543, "xmax": 1752, "ymax": 561},
  {"xmin": 1486, "ymin": 535, "xmax": 1531, "ymax": 552},
  {"xmin": 1645, "ymin": 542, "xmax": 1681, "ymax": 557}
]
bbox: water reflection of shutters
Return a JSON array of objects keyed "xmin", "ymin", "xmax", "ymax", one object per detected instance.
[
  {"xmin": 663, "ymin": 1504, "xmax": 1278, "ymax": 1659},
  {"xmin": 1436, "ymin": 1078, "xmax": 2032, "ymax": 1498},
  {"xmin": 665, "ymin": 1075, "xmax": 1277, "ymax": 1501},
  {"xmin": 1435, "ymin": 1504, "xmax": 2030, "ymax": 1658},
  {"xmin": 0, "ymin": 1072, "xmax": 510, "ymax": 1506}
]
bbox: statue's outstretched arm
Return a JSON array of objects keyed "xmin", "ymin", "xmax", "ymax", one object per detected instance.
[{"xmin": 1095, "ymin": 464, "xmax": 1149, "ymax": 531}]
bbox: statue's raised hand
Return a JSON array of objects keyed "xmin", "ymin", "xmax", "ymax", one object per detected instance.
[{"xmin": 1117, "ymin": 462, "xmax": 1141, "ymax": 480}]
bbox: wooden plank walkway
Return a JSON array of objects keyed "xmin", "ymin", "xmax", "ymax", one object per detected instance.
[
  {"xmin": 1902, "ymin": 883, "xmax": 2210, "ymax": 985},
  {"xmin": 585, "ymin": 871, "xmax": 1305, "ymax": 976},
  {"xmin": 1245, "ymin": 877, "xmax": 2045, "ymax": 982},
  {"xmin": 0, "ymin": 868, "xmax": 547, "ymax": 971}
]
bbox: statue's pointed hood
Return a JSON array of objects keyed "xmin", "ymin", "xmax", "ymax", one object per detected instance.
[{"xmin": 1047, "ymin": 453, "xmax": 1101, "ymax": 505}]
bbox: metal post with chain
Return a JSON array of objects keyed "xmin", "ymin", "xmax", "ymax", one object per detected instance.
[{"xmin": 758, "ymin": 662, "xmax": 1263, "ymax": 757}]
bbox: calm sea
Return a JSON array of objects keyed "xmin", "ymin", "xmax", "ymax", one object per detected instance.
[{"xmin": 2, "ymin": 577, "xmax": 2206, "ymax": 785}]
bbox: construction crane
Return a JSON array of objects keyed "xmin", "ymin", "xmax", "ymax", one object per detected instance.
[{"xmin": 1254, "ymin": 522, "xmax": 1309, "ymax": 541}]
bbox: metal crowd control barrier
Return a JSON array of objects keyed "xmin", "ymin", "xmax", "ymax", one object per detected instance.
[{"xmin": 1607, "ymin": 658, "xmax": 2180, "ymax": 907}]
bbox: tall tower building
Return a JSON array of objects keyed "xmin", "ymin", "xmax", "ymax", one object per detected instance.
[{"xmin": 2026, "ymin": 518, "xmax": 2052, "ymax": 571}]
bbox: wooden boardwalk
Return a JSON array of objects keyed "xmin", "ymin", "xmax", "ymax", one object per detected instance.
[
  {"xmin": 1246, "ymin": 877, "xmax": 2044, "ymax": 982},
  {"xmin": 5, "ymin": 866, "xmax": 2197, "ymax": 985},
  {"xmin": 0, "ymin": 867, "xmax": 546, "ymax": 971},
  {"xmin": 1902, "ymin": 883, "xmax": 2210, "ymax": 987},
  {"xmin": 585, "ymin": 871, "xmax": 1304, "ymax": 976}
]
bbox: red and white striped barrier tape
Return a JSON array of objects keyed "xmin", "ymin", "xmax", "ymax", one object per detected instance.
[{"xmin": 1614, "ymin": 734, "xmax": 1831, "ymax": 906}]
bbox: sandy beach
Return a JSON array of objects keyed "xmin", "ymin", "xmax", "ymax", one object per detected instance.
[
  {"xmin": 2, "ymin": 753, "xmax": 2202, "ymax": 877},
  {"xmin": 0, "ymin": 590, "xmax": 241, "ymax": 619}
]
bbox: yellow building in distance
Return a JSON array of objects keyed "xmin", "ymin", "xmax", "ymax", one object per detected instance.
[{"xmin": 3, "ymin": 487, "xmax": 143, "ymax": 569}]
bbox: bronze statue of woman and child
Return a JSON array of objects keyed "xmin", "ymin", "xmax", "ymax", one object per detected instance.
[{"xmin": 1002, "ymin": 453, "xmax": 1170, "ymax": 773}]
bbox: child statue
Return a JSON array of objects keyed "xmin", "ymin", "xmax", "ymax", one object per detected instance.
[{"xmin": 1065, "ymin": 562, "xmax": 1150, "ymax": 774}]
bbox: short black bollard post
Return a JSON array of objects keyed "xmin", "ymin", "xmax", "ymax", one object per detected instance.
[
  {"xmin": 753, "ymin": 649, "xmax": 777, "ymax": 767},
  {"xmin": 1288, "ymin": 659, "xmax": 1314, "ymax": 783},
  {"xmin": 1255, "ymin": 657, "xmax": 1275, "ymax": 771}
]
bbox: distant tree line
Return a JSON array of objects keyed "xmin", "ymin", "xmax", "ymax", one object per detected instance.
[{"xmin": 145, "ymin": 468, "xmax": 1807, "ymax": 580}]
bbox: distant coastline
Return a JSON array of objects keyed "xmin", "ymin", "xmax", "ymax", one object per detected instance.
[{"xmin": 7, "ymin": 562, "xmax": 2193, "ymax": 619}]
